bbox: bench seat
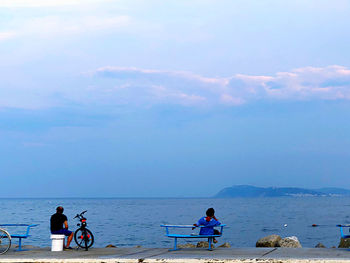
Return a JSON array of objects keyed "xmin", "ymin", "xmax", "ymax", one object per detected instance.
[
  {"xmin": 161, "ymin": 224, "xmax": 226, "ymax": 251},
  {"xmin": 167, "ymin": 234, "xmax": 222, "ymax": 238}
]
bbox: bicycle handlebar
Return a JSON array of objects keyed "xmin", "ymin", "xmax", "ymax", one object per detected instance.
[{"xmin": 74, "ymin": 210, "xmax": 88, "ymax": 219}]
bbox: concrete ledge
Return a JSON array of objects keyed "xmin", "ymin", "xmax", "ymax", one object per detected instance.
[{"xmin": 1, "ymin": 247, "xmax": 350, "ymax": 262}]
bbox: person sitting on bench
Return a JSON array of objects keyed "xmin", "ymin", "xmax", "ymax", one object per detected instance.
[
  {"xmin": 50, "ymin": 206, "xmax": 74, "ymax": 249},
  {"xmin": 193, "ymin": 208, "xmax": 221, "ymax": 243}
]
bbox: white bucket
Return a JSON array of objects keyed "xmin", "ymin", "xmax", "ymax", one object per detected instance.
[{"xmin": 50, "ymin": 234, "xmax": 65, "ymax": 251}]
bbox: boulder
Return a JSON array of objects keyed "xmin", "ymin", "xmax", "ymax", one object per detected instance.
[
  {"xmin": 218, "ymin": 242, "xmax": 231, "ymax": 248},
  {"xmin": 178, "ymin": 243, "xmax": 196, "ymax": 248},
  {"xmin": 278, "ymin": 236, "xmax": 302, "ymax": 248},
  {"xmin": 105, "ymin": 244, "xmax": 117, "ymax": 248},
  {"xmin": 197, "ymin": 241, "xmax": 214, "ymax": 248},
  {"xmin": 256, "ymin": 235, "xmax": 282, "ymax": 247},
  {"xmin": 338, "ymin": 238, "xmax": 350, "ymax": 248},
  {"xmin": 315, "ymin": 243, "xmax": 326, "ymax": 248}
]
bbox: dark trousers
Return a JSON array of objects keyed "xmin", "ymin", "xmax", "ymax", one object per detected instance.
[{"xmin": 214, "ymin": 229, "xmax": 220, "ymax": 235}]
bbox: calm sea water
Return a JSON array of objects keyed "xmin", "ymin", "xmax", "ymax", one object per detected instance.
[{"xmin": 0, "ymin": 197, "xmax": 349, "ymax": 248}]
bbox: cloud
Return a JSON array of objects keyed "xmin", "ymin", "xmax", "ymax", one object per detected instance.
[
  {"xmin": 262, "ymin": 65, "xmax": 350, "ymax": 101},
  {"xmin": 220, "ymin": 94, "xmax": 245, "ymax": 106},
  {"xmin": 92, "ymin": 65, "xmax": 350, "ymax": 106},
  {"xmin": 25, "ymin": 15, "xmax": 131, "ymax": 37},
  {"xmin": 1, "ymin": 65, "xmax": 350, "ymax": 110},
  {"xmin": 0, "ymin": 0, "xmax": 112, "ymax": 7},
  {"xmin": 93, "ymin": 67, "xmax": 229, "ymax": 106},
  {"xmin": 0, "ymin": 31, "xmax": 17, "ymax": 41},
  {"xmin": 96, "ymin": 67, "xmax": 228, "ymax": 86},
  {"xmin": 0, "ymin": 15, "xmax": 131, "ymax": 42}
]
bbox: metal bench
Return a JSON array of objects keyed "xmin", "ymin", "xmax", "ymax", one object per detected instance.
[
  {"xmin": 161, "ymin": 224, "xmax": 226, "ymax": 251},
  {"xmin": 337, "ymin": 224, "xmax": 350, "ymax": 239},
  {"xmin": 0, "ymin": 224, "xmax": 38, "ymax": 251}
]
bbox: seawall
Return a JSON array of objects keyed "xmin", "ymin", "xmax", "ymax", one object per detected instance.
[{"xmin": 1, "ymin": 247, "xmax": 350, "ymax": 263}]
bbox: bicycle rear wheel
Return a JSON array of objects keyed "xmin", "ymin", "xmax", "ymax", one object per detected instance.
[
  {"xmin": 0, "ymin": 229, "xmax": 11, "ymax": 254},
  {"xmin": 74, "ymin": 228, "xmax": 94, "ymax": 249}
]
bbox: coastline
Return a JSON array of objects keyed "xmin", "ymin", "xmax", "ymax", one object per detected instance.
[{"xmin": 2, "ymin": 247, "xmax": 350, "ymax": 263}]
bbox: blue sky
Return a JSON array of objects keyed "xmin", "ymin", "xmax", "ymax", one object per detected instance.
[{"xmin": 0, "ymin": 0, "xmax": 350, "ymax": 197}]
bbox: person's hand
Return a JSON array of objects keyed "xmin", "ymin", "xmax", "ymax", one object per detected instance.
[{"xmin": 192, "ymin": 224, "xmax": 197, "ymax": 230}]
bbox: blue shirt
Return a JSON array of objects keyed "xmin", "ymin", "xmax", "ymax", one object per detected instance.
[{"xmin": 196, "ymin": 216, "xmax": 221, "ymax": 235}]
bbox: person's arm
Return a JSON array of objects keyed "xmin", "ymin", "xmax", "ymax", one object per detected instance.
[
  {"xmin": 192, "ymin": 217, "xmax": 204, "ymax": 229},
  {"xmin": 64, "ymin": 220, "xmax": 69, "ymax": 229}
]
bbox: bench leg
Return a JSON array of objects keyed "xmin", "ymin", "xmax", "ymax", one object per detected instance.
[
  {"xmin": 208, "ymin": 238, "xmax": 213, "ymax": 251},
  {"xmin": 169, "ymin": 238, "xmax": 179, "ymax": 251},
  {"xmin": 15, "ymin": 238, "xmax": 26, "ymax": 252}
]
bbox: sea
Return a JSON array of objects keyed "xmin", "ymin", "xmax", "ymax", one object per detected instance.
[{"xmin": 0, "ymin": 197, "xmax": 349, "ymax": 248}]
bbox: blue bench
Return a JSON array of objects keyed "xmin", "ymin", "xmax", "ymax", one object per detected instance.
[
  {"xmin": 337, "ymin": 224, "xmax": 350, "ymax": 239},
  {"xmin": 0, "ymin": 224, "xmax": 38, "ymax": 251},
  {"xmin": 161, "ymin": 224, "xmax": 226, "ymax": 251}
]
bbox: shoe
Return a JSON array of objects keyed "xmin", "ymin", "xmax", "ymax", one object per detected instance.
[
  {"xmin": 64, "ymin": 246, "xmax": 73, "ymax": 250},
  {"xmin": 213, "ymin": 239, "xmax": 218, "ymax": 243}
]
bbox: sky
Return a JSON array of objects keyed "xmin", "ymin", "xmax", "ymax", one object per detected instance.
[{"xmin": 0, "ymin": 0, "xmax": 350, "ymax": 197}]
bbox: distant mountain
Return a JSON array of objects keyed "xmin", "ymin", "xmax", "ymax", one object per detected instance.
[
  {"xmin": 314, "ymin": 187, "xmax": 350, "ymax": 196},
  {"xmin": 214, "ymin": 185, "xmax": 350, "ymax": 198}
]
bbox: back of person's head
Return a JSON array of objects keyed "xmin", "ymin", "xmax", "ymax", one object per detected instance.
[
  {"xmin": 56, "ymin": 206, "xmax": 64, "ymax": 214},
  {"xmin": 206, "ymin": 207, "xmax": 215, "ymax": 217}
]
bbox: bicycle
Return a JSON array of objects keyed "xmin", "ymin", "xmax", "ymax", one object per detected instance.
[
  {"xmin": 73, "ymin": 210, "xmax": 94, "ymax": 251},
  {"xmin": 0, "ymin": 228, "xmax": 11, "ymax": 254}
]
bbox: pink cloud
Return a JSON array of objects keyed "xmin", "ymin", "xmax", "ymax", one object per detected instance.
[{"xmin": 93, "ymin": 65, "xmax": 350, "ymax": 107}]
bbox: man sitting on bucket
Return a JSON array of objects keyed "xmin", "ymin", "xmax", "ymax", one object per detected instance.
[{"xmin": 50, "ymin": 206, "xmax": 74, "ymax": 249}]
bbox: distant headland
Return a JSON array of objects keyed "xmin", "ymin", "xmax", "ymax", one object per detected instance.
[{"xmin": 214, "ymin": 185, "xmax": 350, "ymax": 198}]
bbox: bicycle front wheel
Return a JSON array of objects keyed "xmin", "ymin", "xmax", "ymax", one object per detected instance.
[
  {"xmin": 74, "ymin": 228, "xmax": 94, "ymax": 248},
  {"xmin": 0, "ymin": 229, "xmax": 11, "ymax": 254}
]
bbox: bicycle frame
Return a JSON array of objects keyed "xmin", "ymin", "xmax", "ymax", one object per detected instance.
[{"xmin": 74, "ymin": 211, "xmax": 94, "ymax": 251}]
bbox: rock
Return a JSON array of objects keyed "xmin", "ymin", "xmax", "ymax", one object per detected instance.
[
  {"xmin": 278, "ymin": 236, "xmax": 302, "ymax": 248},
  {"xmin": 338, "ymin": 238, "xmax": 350, "ymax": 248},
  {"xmin": 218, "ymin": 242, "xmax": 231, "ymax": 248},
  {"xmin": 315, "ymin": 243, "xmax": 326, "ymax": 248},
  {"xmin": 196, "ymin": 241, "xmax": 214, "ymax": 248},
  {"xmin": 105, "ymin": 244, "xmax": 117, "ymax": 248},
  {"xmin": 256, "ymin": 235, "xmax": 282, "ymax": 247},
  {"xmin": 134, "ymin": 245, "xmax": 142, "ymax": 248},
  {"xmin": 178, "ymin": 243, "xmax": 196, "ymax": 248}
]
